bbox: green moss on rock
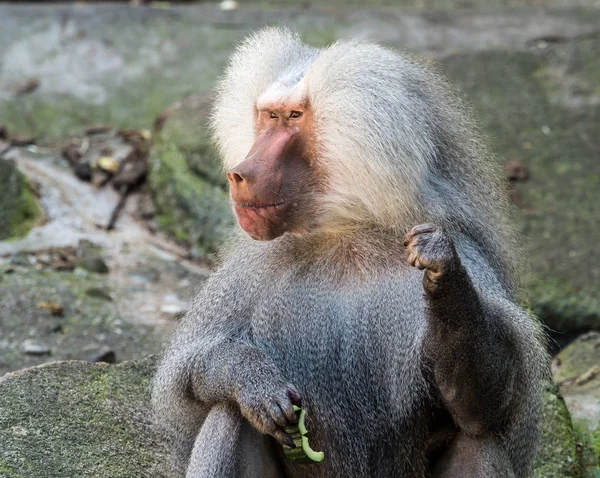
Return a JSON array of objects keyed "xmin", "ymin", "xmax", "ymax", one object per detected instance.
[
  {"xmin": 531, "ymin": 383, "xmax": 582, "ymax": 478},
  {"xmin": 0, "ymin": 159, "xmax": 42, "ymax": 240},
  {"xmin": 439, "ymin": 41, "xmax": 600, "ymax": 333},
  {"xmin": 150, "ymin": 95, "xmax": 233, "ymax": 256},
  {"xmin": 0, "ymin": 358, "xmax": 170, "ymax": 478},
  {"xmin": 554, "ymin": 332, "xmax": 600, "ymax": 384},
  {"xmin": 554, "ymin": 332, "xmax": 600, "ymax": 475},
  {"xmin": 0, "ymin": 267, "xmax": 164, "ymax": 376},
  {"xmin": 0, "ymin": 362, "xmax": 587, "ymax": 477},
  {"xmin": 156, "ymin": 95, "xmax": 225, "ymax": 187}
]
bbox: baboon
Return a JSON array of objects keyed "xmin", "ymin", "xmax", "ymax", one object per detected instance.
[{"xmin": 152, "ymin": 28, "xmax": 548, "ymax": 478}]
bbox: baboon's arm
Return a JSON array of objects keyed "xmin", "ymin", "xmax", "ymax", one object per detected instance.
[
  {"xmin": 158, "ymin": 261, "xmax": 301, "ymax": 447},
  {"xmin": 405, "ymin": 224, "xmax": 525, "ymax": 435}
]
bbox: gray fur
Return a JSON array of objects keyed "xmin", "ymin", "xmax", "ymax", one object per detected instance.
[{"xmin": 152, "ymin": 28, "xmax": 549, "ymax": 477}]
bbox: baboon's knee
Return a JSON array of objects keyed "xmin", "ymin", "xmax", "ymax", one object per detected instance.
[{"xmin": 187, "ymin": 404, "xmax": 282, "ymax": 478}]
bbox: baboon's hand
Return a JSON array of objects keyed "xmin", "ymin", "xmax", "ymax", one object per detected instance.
[
  {"xmin": 404, "ymin": 224, "xmax": 461, "ymax": 295},
  {"xmin": 236, "ymin": 379, "xmax": 302, "ymax": 448}
]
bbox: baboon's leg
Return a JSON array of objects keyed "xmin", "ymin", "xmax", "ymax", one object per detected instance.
[
  {"xmin": 432, "ymin": 433, "xmax": 516, "ymax": 478},
  {"xmin": 187, "ymin": 403, "xmax": 284, "ymax": 478}
]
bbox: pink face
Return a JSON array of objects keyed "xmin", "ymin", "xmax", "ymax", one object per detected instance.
[{"xmin": 226, "ymin": 106, "xmax": 315, "ymax": 240}]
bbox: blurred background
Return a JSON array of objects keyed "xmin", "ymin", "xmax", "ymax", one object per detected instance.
[{"xmin": 0, "ymin": 0, "xmax": 598, "ymax": 476}]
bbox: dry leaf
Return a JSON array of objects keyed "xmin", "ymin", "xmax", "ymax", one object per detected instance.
[{"xmin": 36, "ymin": 301, "xmax": 64, "ymax": 317}]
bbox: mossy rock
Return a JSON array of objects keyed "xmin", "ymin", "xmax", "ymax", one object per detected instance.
[
  {"xmin": 440, "ymin": 36, "xmax": 600, "ymax": 333},
  {"xmin": 531, "ymin": 383, "xmax": 582, "ymax": 478},
  {"xmin": 0, "ymin": 266, "xmax": 164, "ymax": 376},
  {"xmin": 0, "ymin": 4, "xmax": 340, "ymax": 143},
  {"xmin": 150, "ymin": 94, "xmax": 234, "ymax": 256},
  {"xmin": 0, "ymin": 360, "xmax": 585, "ymax": 477},
  {"xmin": 0, "ymin": 358, "xmax": 170, "ymax": 478},
  {"xmin": 0, "ymin": 158, "xmax": 42, "ymax": 240},
  {"xmin": 554, "ymin": 332, "xmax": 600, "ymax": 475},
  {"xmin": 156, "ymin": 94, "xmax": 226, "ymax": 188}
]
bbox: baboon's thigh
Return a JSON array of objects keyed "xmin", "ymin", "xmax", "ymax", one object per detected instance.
[
  {"xmin": 432, "ymin": 433, "xmax": 516, "ymax": 478},
  {"xmin": 186, "ymin": 403, "xmax": 283, "ymax": 478}
]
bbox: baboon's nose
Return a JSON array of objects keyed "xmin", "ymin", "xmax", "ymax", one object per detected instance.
[
  {"xmin": 227, "ymin": 161, "xmax": 258, "ymax": 189},
  {"xmin": 226, "ymin": 170, "xmax": 245, "ymax": 185}
]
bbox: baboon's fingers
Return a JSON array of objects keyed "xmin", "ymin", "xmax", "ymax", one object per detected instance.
[
  {"xmin": 266, "ymin": 399, "xmax": 289, "ymax": 428},
  {"xmin": 287, "ymin": 387, "xmax": 302, "ymax": 407},
  {"xmin": 408, "ymin": 252, "xmax": 419, "ymax": 267},
  {"xmin": 403, "ymin": 223, "xmax": 438, "ymax": 246},
  {"xmin": 272, "ymin": 429, "xmax": 296, "ymax": 448}
]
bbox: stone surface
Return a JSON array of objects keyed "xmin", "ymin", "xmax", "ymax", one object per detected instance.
[
  {"xmin": 77, "ymin": 240, "xmax": 110, "ymax": 274},
  {"xmin": 0, "ymin": 158, "xmax": 41, "ymax": 241},
  {"xmin": 1, "ymin": 4, "xmax": 598, "ymax": 143},
  {"xmin": 0, "ymin": 4, "xmax": 335, "ymax": 143},
  {"xmin": 0, "ymin": 358, "xmax": 170, "ymax": 478},
  {"xmin": 531, "ymin": 383, "xmax": 583, "ymax": 477},
  {"xmin": 554, "ymin": 332, "xmax": 600, "ymax": 474},
  {"xmin": 1, "ymin": 5, "xmax": 599, "ymax": 329},
  {"xmin": 0, "ymin": 143, "xmax": 208, "ymax": 376},
  {"xmin": 440, "ymin": 36, "xmax": 600, "ymax": 333},
  {"xmin": 0, "ymin": 266, "xmax": 166, "ymax": 376},
  {"xmin": 0, "ymin": 357, "xmax": 585, "ymax": 478},
  {"xmin": 151, "ymin": 94, "xmax": 233, "ymax": 256},
  {"xmin": 20, "ymin": 339, "xmax": 51, "ymax": 356}
]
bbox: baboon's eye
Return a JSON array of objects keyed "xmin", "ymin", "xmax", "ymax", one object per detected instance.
[
  {"xmin": 269, "ymin": 111, "xmax": 279, "ymax": 120},
  {"xmin": 289, "ymin": 111, "xmax": 303, "ymax": 119}
]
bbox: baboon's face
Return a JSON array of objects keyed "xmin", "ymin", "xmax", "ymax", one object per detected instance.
[{"xmin": 226, "ymin": 104, "xmax": 316, "ymax": 241}]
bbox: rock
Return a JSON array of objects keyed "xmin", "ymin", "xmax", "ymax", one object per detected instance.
[
  {"xmin": 160, "ymin": 304, "xmax": 184, "ymax": 315},
  {"xmin": 554, "ymin": 332, "xmax": 600, "ymax": 474},
  {"xmin": 0, "ymin": 267, "xmax": 164, "ymax": 376},
  {"xmin": 0, "ymin": 4, "xmax": 245, "ymax": 141},
  {"xmin": 0, "ymin": 3, "xmax": 345, "ymax": 142},
  {"xmin": 531, "ymin": 382, "xmax": 582, "ymax": 478},
  {"xmin": 0, "ymin": 158, "xmax": 41, "ymax": 240},
  {"xmin": 85, "ymin": 287, "xmax": 114, "ymax": 301},
  {"xmin": 80, "ymin": 345, "xmax": 117, "ymax": 364},
  {"xmin": 160, "ymin": 292, "xmax": 187, "ymax": 318},
  {"xmin": 21, "ymin": 339, "xmax": 51, "ymax": 356},
  {"xmin": 79, "ymin": 256, "xmax": 110, "ymax": 274},
  {"xmin": 0, "ymin": 358, "xmax": 170, "ymax": 477},
  {"xmin": 440, "ymin": 35, "xmax": 600, "ymax": 333},
  {"xmin": 128, "ymin": 265, "xmax": 161, "ymax": 284},
  {"xmin": 150, "ymin": 94, "xmax": 234, "ymax": 256},
  {"xmin": 77, "ymin": 239, "xmax": 109, "ymax": 274},
  {"xmin": 0, "ymin": 357, "xmax": 583, "ymax": 477}
]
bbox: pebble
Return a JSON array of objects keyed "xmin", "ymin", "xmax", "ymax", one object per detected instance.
[
  {"xmin": 79, "ymin": 256, "xmax": 109, "ymax": 274},
  {"xmin": 220, "ymin": 0, "xmax": 238, "ymax": 10},
  {"xmin": 80, "ymin": 346, "xmax": 116, "ymax": 364},
  {"xmin": 161, "ymin": 293, "xmax": 188, "ymax": 316},
  {"xmin": 21, "ymin": 339, "xmax": 51, "ymax": 356},
  {"xmin": 85, "ymin": 287, "xmax": 113, "ymax": 301},
  {"xmin": 160, "ymin": 303, "xmax": 185, "ymax": 315}
]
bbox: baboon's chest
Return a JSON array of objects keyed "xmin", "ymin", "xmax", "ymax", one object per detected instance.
[
  {"xmin": 250, "ymin": 266, "xmax": 427, "ymax": 361},
  {"xmin": 250, "ymin": 269, "xmax": 429, "ymax": 447}
]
